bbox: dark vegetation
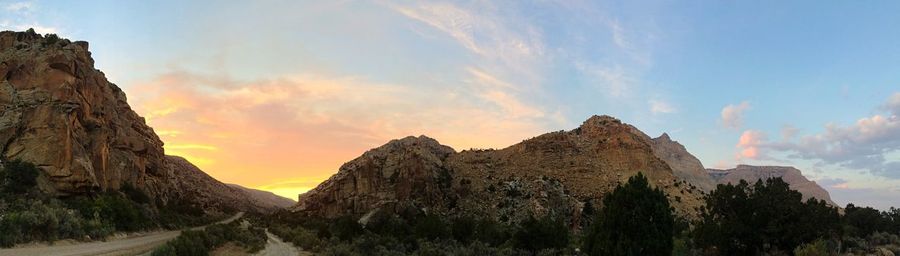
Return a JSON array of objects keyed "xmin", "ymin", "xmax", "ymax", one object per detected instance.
[
  {"xmin": 263, "ymin": 173, "xmax": 900, "ymax": 256},
  {"xmin": 583, "ymin": 173, "xmax": 674, "ymax": 256},
  {"xmin": 265, "ymin": 208, "xmax": 574, "ymax": 255},
  {"xmin": 150, "ymin": 221, "xmax": 266, "ymax": 256},
  {"xmin": 5, "ymin": 157, "xmax": 900, "ymax": 255},
  {"xmin": 0, "ymin": 159, "xmax": 219, "ymax": 247}
]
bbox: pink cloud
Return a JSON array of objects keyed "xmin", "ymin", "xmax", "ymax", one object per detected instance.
[
  {"xmin": 721, "ymin": 101, "xmax": 751, "ymax": 129},
  {"xmin": 736, "ymin": 129, "xmax": 767, "ymax": 160}
]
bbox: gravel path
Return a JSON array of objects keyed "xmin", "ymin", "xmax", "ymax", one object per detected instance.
[
  {"xmin": 0, "ymin": 212, "xmax": 244, "ymax": 256},
  {"xmin": 252, "ymin": 230, "xmax": 311, "ymax": 256}
]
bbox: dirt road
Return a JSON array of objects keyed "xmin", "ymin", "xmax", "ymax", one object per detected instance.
[
  {"xmin": 252, "ymin": 230, "xmax": 310, "ymax": 256},
  {"xmin": 0, "ymin": 212, "xmax": 244, "ymax": 256}
]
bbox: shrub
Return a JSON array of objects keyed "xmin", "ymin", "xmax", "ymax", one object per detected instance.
[
  {"xmin": 513, "ymin": 215, "xmax": 569, "ymax": 252},
  {"xmin": 794, "ymin": 240, "xmax": 828, "ymax": 256},
  {"xmin": 413, "ymin": 214, "xmax": 450, "ymax": 241},
  {"xmin": 151, "ymin": 221, "xmax": 266, "ymax": 255},
  {"xmin": 583, "ymin": 172, "xmax": 673, "ymax": 256},
  {"xmin": 0, "ymin": 198, "xmax": 113, "ymax": 247},
  {"xmin": 330, "ymin": 216, "xmax": 364, "ymax": 241},
  {"xmin": 1, "ymin": 159, "xmax": 40, "ymax": 194},
  {"xmin": 66, "ymin": 193, "xmax": 151, "ymax": 231}
]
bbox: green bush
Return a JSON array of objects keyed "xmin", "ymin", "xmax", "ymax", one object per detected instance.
[
  {"xmin": 1, "ymin": 159, "xmax": 40, "ymax": 194},
  {"xmin": 270, "ymin": 224, "xmax": 323, "ymax": 251},
  {"xmin": 151, "ymin": 221, "xmax": 266, "ymax": 256},
  {"xmin": 66, "ymin": 193, "xmax": 151, "ymax": 231},
  {"xmin": 0, "ymin": 198, "xmax": 113, "ymax": 247},
  {"xmin": 794, "ymin": 240, "xmax": 828, "ymax": 256},
  {"xmin": 513, "ymin": 214, "xmax": 569, "ymax": 252},
  {"xmin": 583, "ymin": 172, "xmax": 673, "ymax": 256},
  {"xmin": 330, "ymin": 215, "xmax": 364, "ymax": 242},
  {"xmin": 413, "ymin": 214, "xmax": 450, "ymax": 241}
]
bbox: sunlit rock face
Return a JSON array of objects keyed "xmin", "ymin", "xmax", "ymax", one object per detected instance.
[
  {"xmin": 0, "ymin": 30, "xmax": 171, "ymax": 198},
  {"xmin": 707, "ymin": 165, "xmax": 836, "ymax": 205},
  {"xmin": 294, "ymin": 115, "xmax": 708, "ymax": 226},
  {"xmin": 0, "ymin": 30, "xmax": 292, "ymax": 214},
  {"xmin": 651, "ymin": 133, "xmax": 717, "ymax": 192}
]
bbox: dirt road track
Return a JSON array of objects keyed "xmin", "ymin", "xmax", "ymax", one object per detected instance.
[{"xmin": 0, "ymin": 212, "xmax": 244, "ymax": 256}]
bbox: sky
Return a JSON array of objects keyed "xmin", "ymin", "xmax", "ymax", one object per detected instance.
[{"xmin": 3, "ymin": 0, "xmax": 899, "ymax": 209}]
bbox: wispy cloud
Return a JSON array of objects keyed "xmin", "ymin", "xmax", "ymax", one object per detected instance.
[
  {"xmin": 649, "ymin": 99, "xmax": 676, "ymax": 114},
  {"xmin": 721, "ymin": 101, "xmax": 751, "ymax": 129},
  {"xmin": 4, "ymin": 1, "xmax": 32, "ymax": 12}
]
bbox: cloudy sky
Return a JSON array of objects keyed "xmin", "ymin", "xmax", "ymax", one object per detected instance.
[{"xmin": 3, "ymin": 0, "xmax": 899, "ymax": 209}]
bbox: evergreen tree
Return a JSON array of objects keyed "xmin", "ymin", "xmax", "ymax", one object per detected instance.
[
  {"xmin": 695, "ymin": 178, "xmax": 841, "ymax": 255},
  {"xmin": 583, "ymin": 172, "xmax": 674, "ymax": 256}
]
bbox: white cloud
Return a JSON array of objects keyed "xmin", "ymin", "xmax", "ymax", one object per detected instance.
[
  {"xmin": 649, "ymin": 99, "xmax": 676, "ymax": 114},
  {"xmin": 721, "ymin": 101, "xmax": 751, "ymax": 129},
  {"xmin": 883, "ymin": 92, "xmax": 900, "ymax": 116},
  {"xmin": 5, "ymin": 1, "xmax": 32, "ymax": 12},
  {"xmin": 735, "ymin": 93, "xmax": 900, "ymax": 179},
  {"xmin": 389, "ymin": 2, "xmax": 544, "ymax": 69},
  {"xmin": 609, "ymin": 19, "xmax": 629, "ymax": 50}
]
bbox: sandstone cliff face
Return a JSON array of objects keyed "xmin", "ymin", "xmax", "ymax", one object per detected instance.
[
  {"xmin": 294, "ymin": 115, "xmax": 706, "ymax": 226},
  {"xmin": 707, "ymin": 165, "xmax": 835, "ymax": 205},
  {"xmin": 0, "ymin": 30, "xmax": 285, "ymax": 214},
  {"xmin": 294, "ymin": 136, "xmax": 457, "ymax": 217},
  {"xmin": 651, "ymin": 133, "xmax": 717, "ymax": 192},
  {"xmin": 0, "ymin": 30, "xmax": 170, "ymax": 198}
]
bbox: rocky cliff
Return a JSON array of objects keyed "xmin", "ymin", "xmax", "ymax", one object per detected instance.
[
  {"xmin": 651, "ymin": 133, "xmax": 717, "ymax": 192},
  {"xmin": 294, "ymin": 115, "xmax": 706, "ymax": 226},
  {"xmin": 707, "ymin": 165, "xmax": 835, "ymax": 205},
  {"xmin": 0, "ymin": 30, "xmax": 171, "ymax": 198},
  {"xmin": 0, "ymin": 30, "xmax": 281, "ymax": 213}
]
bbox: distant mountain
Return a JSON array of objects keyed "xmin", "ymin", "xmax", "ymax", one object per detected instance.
[
  {"xmin": 294, "ymin": 115, "xmax": 706, "ymax": 226},
  {"xmin": 0, "ymin": 30, "xmax": 278, "ymax": 213},
  {"xmin": 651, "ymin": 133, "xmax": 717, "ymax": 192},
  {"xmin": 228, "ymin": 183, "xmax": 295, "ymax": 209},
  {"xmin": 707, "ymin": 165, "xmax": 835, "ymax": 205}
]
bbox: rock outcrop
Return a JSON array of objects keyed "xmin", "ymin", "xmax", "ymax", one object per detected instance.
[
  {"xmin": 707, "ymin": 165, "xmax": 835, "ymax": 205},
  {"xmin": 0, "ymin": 30, "xmax": 283, "ymax": 213},
  {"xmin": 294, "ymin": 115, "xmax": 706, "ymax": 226},
  {"xmin": 651, "ymin": 133, "xmax": 717, "ymax": 192},
  {"xmin": 0, "ymin": 30, "xmax": 171, "ymax": 198}
]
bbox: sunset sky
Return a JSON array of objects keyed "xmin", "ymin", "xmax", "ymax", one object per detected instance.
[{"xmin": 3, "ymin": 1, "xmax": 899, "ymax": 209}]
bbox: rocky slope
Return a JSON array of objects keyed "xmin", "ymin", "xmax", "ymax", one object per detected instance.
[
  {"xmin": 294, "ymin": 115, "xmax": 706, "ymax": 227},
  {"xmin": 707, "ymin": 165, "xmax": 835, "ymax": 205},
  {"xmin": 0, "ymin": 30, "xmax": 171, "ymax": 198},
  {"xmin": 0, "ymin": 30, "xmax": 278, "ymax": 213},
  {"xmin": 651, "ymin": 133, "xmax": 717, "ymax": 192},
  {"xmin": 227, "ymin": 183, "xmax": 295, "ymax": 209}
]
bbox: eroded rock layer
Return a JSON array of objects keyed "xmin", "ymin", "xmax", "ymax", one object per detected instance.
[{"xmin": 295, "ymin": 115, "xmax": 707, "ymax": 226}]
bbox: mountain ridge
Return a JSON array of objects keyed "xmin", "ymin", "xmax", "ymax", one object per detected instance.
[
  {"xmin": 707, "ymin": 165, "xmax": 835, "ymax": 205},
  {"xmin": 294, "ymin": 115, "xmax": 707, "ymax": 227}
]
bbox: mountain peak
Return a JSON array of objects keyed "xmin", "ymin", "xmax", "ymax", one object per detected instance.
[
  {"xmin": 580, "ymin": 115, "xmax": 622, "ymax": 128},
  {"xmin": 657, "ymin": 133, "xmax": 672, "ymax": 141}
]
